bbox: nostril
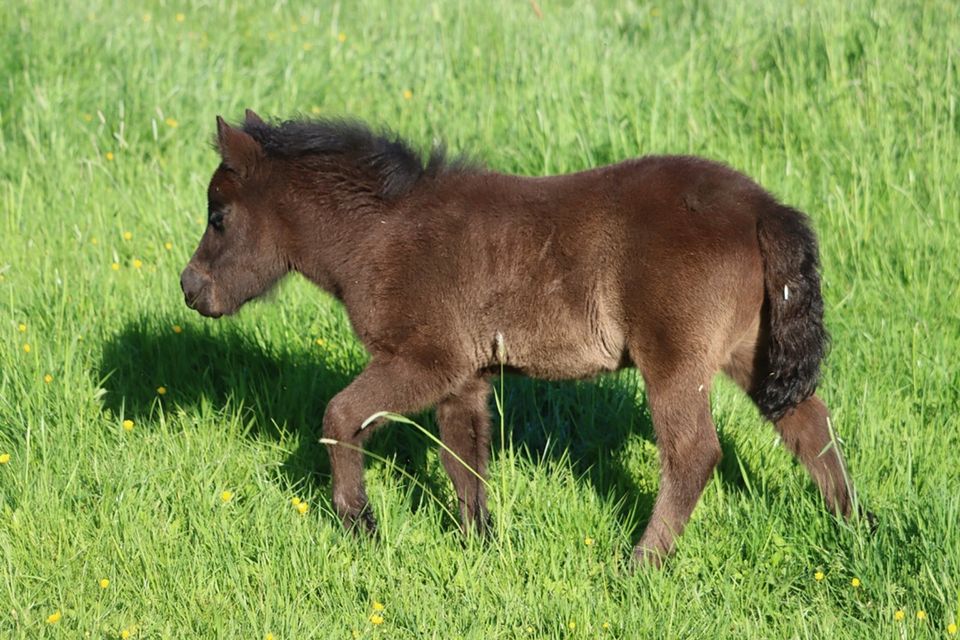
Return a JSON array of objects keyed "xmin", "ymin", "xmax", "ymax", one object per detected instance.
[{"xmin": 180, "ymin": 267, "xmax": 207, "ymax": 298}]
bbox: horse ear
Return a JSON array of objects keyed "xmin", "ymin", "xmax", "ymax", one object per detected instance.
[
  {"xmin": 244, "ymin": 108, "xmax": 265, "ymax": 126},
  {"xmin": 216, "ymin": 115, "xmax": 262, "ymax": 177}
]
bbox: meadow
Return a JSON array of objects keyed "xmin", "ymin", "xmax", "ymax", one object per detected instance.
[{"xmin": 1, "ymin": 0, "xmax": 959, "ymax": 637}]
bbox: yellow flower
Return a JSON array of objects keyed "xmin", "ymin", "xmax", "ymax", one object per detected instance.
[
  {"xmin": 46, "ymin": 610, "xmax": 61, "ymax": 624},
  {"xmin": 337, "ymin": 32, "xmax": 347, "ymax": 42},
  {"xmin": 173, "ymin": 325, "xmax": 183, "ymax": 334},
  {"xmin": 123, "ymin": 231, "xmax": 132, "ymax": 240},
  {"xmin": 893, "ymin": 610, "xmax": 905, "ymax": 621},
  {"xmin": 526, "ymin": 627, "xmax": 534, "ymax": 634},
  {"xmin": 122, "ymin": 419, "xmax": 134, "ymax": 432},
  {"xmin": 132, "ymin": 259, "xmax": 143, "ymax": 269},
  {"xmin": 82, "ymin": 113, "xmax": 94, "ymax": 122},
  {"xmin": 44, "ymin": 374, "xmax": 53, "ymax": 383},
  {"xmin": 143, "ymin": 13, "xmax": 151, "ymax": 22},
  {"xmin": 157, "ymin": 386, "xmax": 167, "ymax": 395},
  {"xmin": 266, "ymin": 634, "xmax": 275, "ymax": 640},
  {"xmin": 291, "ymin": 496, "xmax": 301, "ymax": 506},
  {"xmin": 917, "ymin": 610, "xmax": 927, "ymax": 620},
  {"xmin": 121, "ymin": 629, "xmax": 132, "ymax": 639},
  {"xmin": 948, "ymin": 622, "xmax": 957, "ymax": 635},
  {"xmin": 602, "ymin": 622, "xmax": 611, "ymax": 630},
  {"xmin": 165, "ymin": 117, "xmax": 179, "ymax": 128},
  {"xmin": 18, "ymin": 323, "xmax": 26, "ymax": 332},
  {"xmin": 369, "ymin": 614, "xmax": 384, "ymax": 625},
  {"xmin": 106, "ymin": 151, "xmax": 115, "ymax": 161},
  {"xmin": 402, "ymin": 89, "xmax": 413, "ymax": 100},
  {"xmin": 175, "ymin": 13, "xmax": 185, "ymax": 23},
  {"xmin": 164, "ymin": 241, "xmax": 173, "ymax": 250},
  {"xmin": 311, "ymin": 106, "xmax": 322, "ymax": 115},
  {"xmin": 372, "ymin": 601, "xmax": 385, "ymax": 612},
  {"xmin": 814, "ymin": 571, "xmax": 824, "ymax": 581},
  {"xmin": 289, "ymin": 24, "xmax": 298, "ymax": 32},
  {"xmin": 22, "ymin": 343, "xmax": 31, "ymax": 353},
  {"xmin": 99, "ymin": 578, "xmax": 110, "ymax": 589},
  {"xmin": 296, "ymin": 501, "xmax": 308, "ymax": 514},
  {"xmin": 220, "ymin": 490, "xmax": 234, "ymax": 503},
  {"xmin": 851, "ymin": 577, "xmax": 861, "ymax": 588},
  {"xmin": 111, "ymin": 262, "xmax": 121, "ymax": 271},
  {"xmin": 91, "ymin": 237, "xmax": 99, "ymax": 245},
  {"xmin": 303, "ymin": 43, "xmax": 313, "ymax": 51},
  {"xmin": 315, "ymin": 338, "xmax": 325, "ymax": 346},
  {"xmin": 568, "ymin": 621, "xmax": 576, "ymax": 630},
  {"xmin": 0, "ymin": 453, "xmax": 10, "ymax": 464},
  {"xmin": 583, "ymin": 536, "xmax": 594, "ymax": 546}
]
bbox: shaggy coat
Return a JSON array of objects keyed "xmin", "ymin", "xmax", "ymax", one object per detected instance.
[{"xmin": 181, "ymin": 110, "xmax": 855, "ymax": 565}]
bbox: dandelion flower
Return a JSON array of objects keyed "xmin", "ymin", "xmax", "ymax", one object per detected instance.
[
  {"xmin": 0, "ymin": 453, "xmax": 10, "ymax": 464},
  {"xmin": 303, "ymin": 43, "xmax": 313, "ymax": 51},
  {"xmin": 814, "ymin": 571, "xmax": 824, "ymax": 581},
  {"xmin": 111, "ymin": 262, "xmax": 121, "ymax": 271},
  {"xmin": 165, "ymin": 117, "xmax": 178, "ymax": 128},
  {"xmin": 372, "ymin": 601, "xmax": 385, "ymax": 612},
  {"xmin": 175, "ymin": 13, "xmax": 185, "ymax": 23},
  {"xmin": 46, "ymin": 611, "xmax": 61, "ymax": 624},
  {"xmin": 851, "ymin": 577, "xmax": 861, "ymax": 588},
  {"xmin": 568, "ymin": 621, "xmax": 576, "ymax": 630},
  {"xmin": 894, "ymin": 610, "xmax": 905, "ymax": 621},
  {"xmin": 220, "ymin": 490, "xmax": 234, "ymax": 503},
  {"xmin": 132, "ymin": 259, "xmax": 143, "ymax": 269},
  {"xmin": 296, "ymin": 501, "xmax": 308, "ymax": 515},
  {"xmin": 369, "ymin": 614, "xmax": 384, "ymax": 625},
  {"xmin": 266, "ymin": 634, "xmax": 275, "ymax": 640},
  {"xmin": 403, "ymin": 89, "xmax": 413, "ymax": 100},
  {"xmin": 123, "ymin": 231, "xmax": 132, "ymax": 241},
  {"xmin": 157, "ymin": 386, "xmax": 167, "ymax": 395},
  {"xmin": 143, "ymin": 13, "xmax": 151, "ymax": 22},
  {"xmin": 337, "ymin": 32, "xmax": 347, "ymax": 42},
  {"xmin": 602, "ymin": 622, "xmax": 611, "ymax": 630},
  {"xmin": 173, "ymin": 325, "xmax": 183, "ymax": 334},
  {"xmin": 917, "ymin": 610, "xmax": 927, "ymax": 620},
  {"xmin": 44, "ymin": 374, "xmax": 53, "ymax": 383},
  {"xmin": 91, "ymin": 237, "xmax": 99, "ymax": 245},
  {"xmin": 122, "ymin": 419, "xmax": 134, "ymax": 432},
  {"xmin": 291, "ymin": 497, "xmax": 301, "ymax": 506},
  {"xmin": 106, "ymin": 151, "xmax": 115, "ymax": 161},
  {"xmin": 18, "ymin": 323, "xmax": 27, "ymax": 332},
  {"xmin": 164, "ymin": 241, "xmax": 173, "ymax": 250},
  {"xmin": 315, "ymin": 338, "xmax": 325, "ymax": 346},
  {"xmin": 311, "ymin": 106, "xmax": 322, "ymax": 115},
  {"xmin": 99, "ymin": 578, "xmax": 110, "ymax": 589},
  {"xmin": 583, "ymin": 536, "xmax": 594, "ymax": 546},
  {"xmin": 526, "ymin": 627, "xmax": 534, "ymax": 634},
  {"xmin": 121, "ymin": 629, "xmax": 132, "ymax": 639},
  {"xmin": 22, "ymin": 343, "xmax": 31, "ymax": 353},
  {"xmin": 948, "ymin": 622, "xmax": 957, "ymax": 635}
]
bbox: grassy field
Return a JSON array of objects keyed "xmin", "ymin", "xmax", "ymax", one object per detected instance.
[{"xmin": 2, "ymin": 0, "xmax": 959, "ymax": 637}]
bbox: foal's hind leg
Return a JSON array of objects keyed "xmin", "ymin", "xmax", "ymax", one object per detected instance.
[
  {"xmin": 322, "ymin": 355, "xmax": 466, "ymax": 534},
  {"xmin": 772, "ymin": 395, "xmax": 853, "ymax": 517},
  {"xmin": 724, "ymin": 350, "xmax": 853, "ymax": 517},
  {"xmin": 436, "ymin": 377, "xmax": 492, "ymax": 534},
  {"xmin": 634, "ymin": 374, "xmax": 721, "ymax": 567}
]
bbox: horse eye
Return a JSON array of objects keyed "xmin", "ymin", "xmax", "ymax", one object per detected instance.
[{"xmin": 209, "ymin": 210, "xmax": 225, "ymax": 231}]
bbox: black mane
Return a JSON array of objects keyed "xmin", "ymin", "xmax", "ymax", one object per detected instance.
[{"xmin": 242, "ymin": 117, "xmax": 473, "ymax": 199}]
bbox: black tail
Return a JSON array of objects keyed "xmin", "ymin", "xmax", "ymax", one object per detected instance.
[{"xmin": 753, "ymin": 204, "xmax": 828, "ymax": 421}]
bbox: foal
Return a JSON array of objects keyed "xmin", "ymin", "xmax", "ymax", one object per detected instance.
[{"xmin": 181, "ymin": 110, "xmax": 856, "ymax": 565}]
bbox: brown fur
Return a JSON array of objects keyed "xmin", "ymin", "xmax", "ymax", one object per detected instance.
[{"xmin": 181, "ymin": 111, "xmax": 856, "ymax": 565}]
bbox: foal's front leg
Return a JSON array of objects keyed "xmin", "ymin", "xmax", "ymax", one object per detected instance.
[
  {"xmin": 436, "ymin": 377, "xmax": 492, "ymax": 534},
  {"xmin": 322, "ymin": 356, "xmax": 465, "ymax": 533}
]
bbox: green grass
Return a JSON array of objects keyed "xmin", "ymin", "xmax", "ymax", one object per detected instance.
[{"xmin": 2, "ymin": 0, "xmax": 959, "ymax": 637}]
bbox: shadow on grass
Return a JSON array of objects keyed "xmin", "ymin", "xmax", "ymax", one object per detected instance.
[{"xmin": 98, "ymin": 318, "xmax": 753, "ymax": 540}]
